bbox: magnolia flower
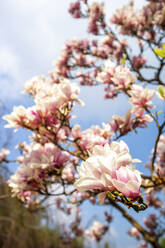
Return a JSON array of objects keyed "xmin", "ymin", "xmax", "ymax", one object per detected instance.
[
  {"xmin": 144, "ymin": 214, "xmax": 157, "ymax": 229},
  {"xmin": 71, "ymin": 123, "xmax": 114, "ymax": 152},
  {"xmin": 23, "ymin": 75, "xmax": 49, "ymax": 96},
  {"xmin": 97, "ymin": 59, "xmax": 136, "ymax": 90},
  {"xmin": 85, "ymin": 221, "xmax": 108, "ymax": 241},
  {"xmin": 138, "ymin": 241, "xmax": 147, "ymax": 248},
  {"xmin": 74, "ymin": 141, "xmax": 141, "ymax": 199},
  {"xmin": 112, "ymin": 166, "xmax": 141, "ymax": 198},
  {"xmin": 62, "ymin": 164, "xmax": 75, "ymax": 182},
  {"xmin": 3, "ymin": 106, "xmax": 29, "ymax": 129},
  {"xmin": 8, "ymin": 143, "xmax": 70, "ymax": 200},
  {"xmin": 0, "ymin": 148, "xmax": 10, "ymax": 162},
  {"xmin": 3, "ymin": 79, "xmax": 83, "ymax": 133},
  {"xmin": 128, "ymin": 227, "xmax": 140, "ymax": 239},
  {"xmin": 132, "ymin": 56, "xmax": 146, "ymax": 71},
  {"xmin": 129, "ymin": 85, "xmax": 155, "ymax": 112}
]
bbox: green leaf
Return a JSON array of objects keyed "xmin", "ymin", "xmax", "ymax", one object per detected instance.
[
  {"xmin": 104, "ymin": 242, "xmax": 109, "ymax": 248},
  {"xmin": 158, "ymin": 87, "xmax": 165, "ymax": 98},
  {"xmin": 156, "ymin": 110, "xmax": 163, "ymax": 116},
  {"xmin": 154, "ymin": 47, "xmax": 165, "ymax": 58},
  {"xmin": 120, "ymin": 55, "xmax": 127, "ymax": 65}
]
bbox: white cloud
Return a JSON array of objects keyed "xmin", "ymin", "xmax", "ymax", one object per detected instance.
[
  {"xmin": 0, "ymin": 46, "xmax": 23, "ymax": 99},
  {"xmin": 0, "ymin": 46, "xmax": 20, "ymax": 77},
  {"xmin": 0, "ymin": 0, "xmax": 86, "ymax": 79}
]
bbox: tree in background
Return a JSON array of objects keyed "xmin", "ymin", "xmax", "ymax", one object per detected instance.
[{"xmin": 2, "ymin": 0, "xmax": 165, "ymax": 247}]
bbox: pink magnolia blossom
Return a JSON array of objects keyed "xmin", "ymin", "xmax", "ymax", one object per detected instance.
[
  {"xmin": 138, "ymin": 241, "xmax": 148, "ymax": 248},
  {"xmin": 112, "ymin": 165, "xmax": 142, "ymax": 198},
  {"xmin": 128, "ymin": 227, "xmax": 140, "ymax": 239},
  {"xmin": 74, "ymin": 141, "xmax": 141, "ymax": 199},
  {"xmin": 145, "ymin": 188, "xmax": 163, "ymax": 208},
  {"xmin": 69, "ymin": 1, "xmax": 81, "ymax": 19},
  {"xmin": 144, "ymin": 214, "xmax": 157, "ymax": 229},
  {"xmin": 71, "ymin": 123, "xmax": 114, "ymax": 152},
  {"xmin": 88, "ymin": 3, "xmax": 105, "ymax": 35},
  {"xmin": 109, "ymin": 110, "xmax": 133, "ymax": 133},
  {"xmin": 23, "ymin": 75, "xmax": 51, "ymax": 96},
  {"xmin": 109, "ymin": 109, "xmax": 152, "ymax": 135},
  {"xmin": 132, "ymin": 56, "xmax": 147, "ymax": 71},
  {"xmin": 62, "ymin": 164, "xmax": 75, "ymax": 182},
  {"xmin": 97, "ymin": 60, "xmax": 136, "ymax": 95},
  {"xmin": 85, "ymin": 221, "xmax": 108, "ymax": 241},
  {"xmin": 8, "ymin": 143, "xmax": 70, "ymax": 201},
  {"xmin": 3, "ymin": 106, "xmax": 31, "ymax": 129},
  {"xmin": 3, "ymin": 79, "xmax": 83, "ymax": 136},
  {"xmin": 129, "ymin": 85, "xmax": 155, "ymax": 113},
  {"xmin": 110, "ymin": 4, "xmax": 145, "ymax": 35},
  {"xmin": 0, "ymin": 148, "xmax": 10, "ymax": 162}
]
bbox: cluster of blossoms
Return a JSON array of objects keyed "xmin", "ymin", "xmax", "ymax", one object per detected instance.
[
  {"xmin": 87, "ymin": 2, "xmax": 105, "ymax": 35},
  {"xmin": 145, "ymin": 187, "xmax": 163, "ymax": 208},
  {"xmin": 132, "ymin": 56, "xmax": 147, "ymax": 71},
  {"xmin": 127, "ymin": 85, "xmax": 155, "ymax": 129},
  {"xmin": 111, "ymin": 1, "xmax": 165, "ymax": 39},
  {"xmin": 92, "ymin": 35, "xmax": 127, "ymax": 61},
  {"xmin": 8, "ymin": 143, "xmax": 70, "ymax": 201},
  {"xmin": 3, "ymin": 77, "xmax": 83, "ymax": 143},
  {"xmin": 68, "ymin": 1, "xmax": 81, "ymax": 19},
  {"xmin": 129, "ymin": 85, "xmax": 155, "ymax": 113},
  {"xmin": 97, "ymin": 59, "xmax": 155, "ymax": 115},
  {"xmin": 109, "ymin": 109, "xmax": 152, "ymax": 136},
  {"xmin": 144, "ymin": 1, "xmax": 165, "ymax": 29},
  {"xmin": 55, "ymin": 197, "xmax": 74, "ymax": 215},
  {"xmin": 53, "ymin": 36, "xmax": 127, "ymax": 87},
  {"xmin": 55, "ymin": 198, "xmax": 84, "ymax": 243},
  {"xmin": 110, "ymin": 3, "xmax": 146, "ymax": 36},
  {"xmin": 143, "ymin": 214, "xmax": 158, "ymax": 233},
  {"xmin": 75, "ymin": 140, "xmax": 142, "ymax": 200},
  {"xmin": 85, "ymin": 221, "xmax": 108, "ymax": 242},
  {"xmin": 61, "ymin": 163, "xmax": 75, "ymax": 182},
  {"xmin": 97, "ymin": 59, "xmax": 136, "ymax": 98},
  {"xmin": 69, "ymin": 1, "xmax": 106, "ymax": 35},
  {"xmin": 71, "ymin": 123, "xmax": 114, "ymax": 153},
  {"xmin": 54, "ymin": 38, "xmax": 95, "ymax": 79},
  {"xmin": 69, "ymin": 208, "xmax": 84, "ymax": 237}
]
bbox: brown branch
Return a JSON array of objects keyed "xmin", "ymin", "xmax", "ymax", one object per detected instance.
[
  {"xmin": 150, "ymin": 121, "xmax": 165, "ymax": 177},
  {"xmin": 108, "ymin": 198, "xmax": 161, "ymax": 248}
]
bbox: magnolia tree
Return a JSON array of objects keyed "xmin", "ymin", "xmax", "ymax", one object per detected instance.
[{"xmin": 2, "ymin": 0, "xmax": 165, "ymax": 247}]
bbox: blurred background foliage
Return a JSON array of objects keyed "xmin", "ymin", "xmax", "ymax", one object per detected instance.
[{"xmin": 0, "ymin": 167, "xmax": 84, "ymax": 248}]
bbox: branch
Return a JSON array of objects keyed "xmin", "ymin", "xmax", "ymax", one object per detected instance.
[
  {"xmin": 108, "ymin": 198, "xmax": 161, "ymax": 248},
  {"xmin": 150, "ymin": 120, "xmax": 165, "ymax": 176}
]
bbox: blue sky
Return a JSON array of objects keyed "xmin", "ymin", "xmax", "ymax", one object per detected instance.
[{"xmin": 1, "ymin": 0, "xmax": 162, "ymax": 247}]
